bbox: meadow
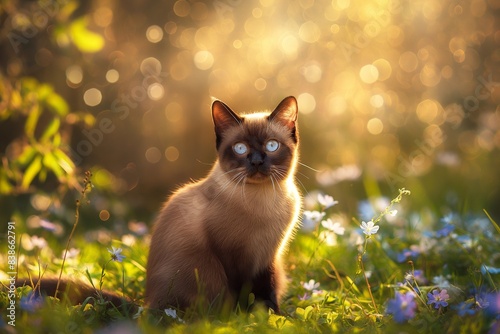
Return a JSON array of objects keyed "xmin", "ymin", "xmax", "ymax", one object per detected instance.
[
  {"xmin": 1, "ymin": 0, "xmax": 499, "ymax": 332},
  {"xmin": 1, "ymin": 178, "xmax": 499, "ymax": 333}
]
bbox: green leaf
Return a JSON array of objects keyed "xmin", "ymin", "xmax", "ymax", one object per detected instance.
[
  {"xmin": 69, "ymin": 17, "xmax": 105, "ymax": 53},
  {"xmin": 25, "ymin": 104, "xmax": 41, "ymax": 138},
  {"xmin": 0, "ymin": 172, "xmax": 14, "ymax": 194},
  {"xmin": 53, "ymin": 149, "xmax": 75, "ymax": 174},
  {"xmin": 43, "ymin": 153, "xmax": 64, "ymax": 178},
  {"xmin": 17, "ymin": 146, "xmax": 36, "ymax": 166},
  {"xmin": 21, "ymin": 155, "xmax": 42, "ymax": 189},
  {"xmin": 40, "ymin": 117, "xmax": 61, "ymax": 143},
  {"xmin": 37, "ymin": 83, "xmax": 54, "ymax": 101},
  {"xmin": 46, "ymin": 92, "xmax": 69, "ymax": 116}
]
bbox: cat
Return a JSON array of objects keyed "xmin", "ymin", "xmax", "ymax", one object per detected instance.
[{"xmin": 145, "ymin": 96, "xmax": 302, "ymax": 313}]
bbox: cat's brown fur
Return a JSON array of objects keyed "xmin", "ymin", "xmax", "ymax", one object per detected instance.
[{"xmin": 145, "ymin": 96, "xmax": 301, "ymax": 312}]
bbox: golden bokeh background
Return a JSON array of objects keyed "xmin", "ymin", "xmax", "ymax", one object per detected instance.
[{"xmin": 1, "ymin": 0, "xmax": 499, "ymax": 222}]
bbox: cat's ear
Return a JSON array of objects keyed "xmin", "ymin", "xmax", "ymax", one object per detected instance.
[
  {"xmin": 212, "ymin": 100, "xmax": 242, "ymax": 148},
  {"xmin": 269, "ymin": 96, "xmax": 298, "ymax": 140}
]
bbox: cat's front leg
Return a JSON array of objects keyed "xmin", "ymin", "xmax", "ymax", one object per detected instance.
[{"xmin": 251, "ymin": 261, "xmax": 286, "ymax": 314}]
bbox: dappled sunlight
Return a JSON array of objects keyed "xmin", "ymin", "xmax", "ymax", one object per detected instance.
[{"xmin": 0, "ymin": 0, "xmax": 499, "ymax": 332}]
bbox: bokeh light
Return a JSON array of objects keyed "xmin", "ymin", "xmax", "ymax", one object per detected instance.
[
  {"xmin": 165, "ymin": 146, "xmax": 180, "ymax": 162},
  {"xmin": 83, "ymin": 88, "xmax": 102, "ymax": 106},
  {"xmin": 146, "ymin": 25, "xmax": 164, "ymax": 43},
  {"xmin": 145, "ymin": 147, "xmax": 162, "ymax": 163},
  {"xmin": 66, "ymin": 65, "xmax": 83, "ymax": 85},
  {"xmin": 105, "ymin": 69, "xmax": 119, "ymax": 83},
  {"xmin": 2, "ymin": 0, "xmax": 497, "ymax": 224}
]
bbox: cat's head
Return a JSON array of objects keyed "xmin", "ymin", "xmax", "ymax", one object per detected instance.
[{"xmin": 212, "ymin": 96, "xmax": 299, "ymax": 184}]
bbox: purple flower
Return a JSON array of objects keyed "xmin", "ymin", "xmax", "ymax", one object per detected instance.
[
  {"xmin": 478, "ymin": 292, "xmax": 500, "ymax": 316},
  {"xmin": 427, "ymin": 289, "xmax": 450, "ymax": 309},
  {"xmin": 298, "ymin": 293, "xmax": 310, "ymax": 301},
  {"xmin": 386, "ymin": 292, "xmax": 417, "ymax": 323}
]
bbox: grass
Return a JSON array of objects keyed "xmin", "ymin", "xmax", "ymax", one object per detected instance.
[{"xmin": 1, "ymin": 182, "xmax": 499, "ymax": 333}]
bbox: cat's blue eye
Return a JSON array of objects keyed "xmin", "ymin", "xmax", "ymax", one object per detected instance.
[
  {"xmin": 233, "ymin": 142, "xmax": 248, "ymax": 155},
  {"xmin": 266, "ymin": 140, "xmax": 279, "ymax": 152}
]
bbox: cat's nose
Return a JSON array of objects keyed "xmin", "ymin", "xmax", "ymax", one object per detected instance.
[{"xmin": 250, "ymin": 152, "xmax": 264, "ymax": 166}]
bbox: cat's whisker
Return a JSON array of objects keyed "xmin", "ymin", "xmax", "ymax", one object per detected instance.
[
  {"xmin": 209, "ymin": 169, "xmax": 245, "ymax": 205},
  {"xmin": 298, "ymin": 162, "xmax": 320, "ymax": 172},
  {"xmin": 269, "ymin": 174, "xmax": 278, "ymax": 203}
]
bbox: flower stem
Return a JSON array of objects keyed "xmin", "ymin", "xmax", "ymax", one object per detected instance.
[{"xmin": 55, "ymin": 171, "xmax": 92, "ymax": 298}]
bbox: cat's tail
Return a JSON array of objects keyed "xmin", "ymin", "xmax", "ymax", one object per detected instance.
[{"xmin": 15, "ymin": 277, "xmax": 138, "ymax": 315}]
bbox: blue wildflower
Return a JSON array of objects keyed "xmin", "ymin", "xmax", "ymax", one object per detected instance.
[
  {"xmin": 108, "ymin": 247, "xmax": 125, "ymax": 262},
  {"xmin": 435, "ymin": 224, "xmax": 455, "ymax": 238},
  {"xmin": 480, "ymin": 292, "xmax": 500, "ymax": 316},
  {"xmin": 427, "ymin": 289, "xmax": 450, "ymax": 309},
  {"xmin": 19, "ymin": 292, "xmax": 44, "ymax": 312},
  {"xmin": 441, "ymin": 213, "xmax": 455, "ymax": 224},
  {"xmin": 481, "ymin": 265, "xmax": 500, "ymax": 275},
  {"xmin": 386, "ymin": 292, "xmax": 417, "ymax": 323},
  {"xmin": 397, "ymin": 246, "xmax": 420, "ymax": 263},
  {"xmin": 454, "ymin": 301, "xmax": 476, "ymax": 316}
]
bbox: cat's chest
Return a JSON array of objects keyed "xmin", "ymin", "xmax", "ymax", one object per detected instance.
[{"xmin": 205, "ymin": 188, "xmax": 296, "ymax": 273}]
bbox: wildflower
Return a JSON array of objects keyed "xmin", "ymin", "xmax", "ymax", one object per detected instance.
[
  {"xmin": 133, "ymin": 306, "xmax": 144, "ymax": 319},
  {"xmin": 481, "ymin": 265, "xmax": 500, "ymax": 275},
  {"xmin": 319, "ymin": 231, "xmax": 338, "ymax": 246},
  {"xmin": 317, "ymin": 194, "xmax": 338, "ymax": 209},
  {"xmin": 385, "ymin": 292, "xmax": 417, "ymax": 323},
  {"xmin": 360, "ymin": 220, "xmax": 379, "ymax": 236},
  {"xmin": 128, "ymin": 220, "xmax": 148, "ymax": 235},
  {"xmin": 388, "ymin": 210, "xmax": 398, "ymax": 217},
  {"xmin": 475, "ymin": 293, "xmax": 490, "ymax": 309},
  {"xmin": 454, "ymin": 302, "xmax": 476, "ymax": 316},
  {"xmin": 22, "ymin": 235, "xmax": 48, "ymax": 251},
  {"xmin": 298, "ymin": 293, "xmax": 310, "ymax": 301},
  {"xmin": 396, "ymin": 246, "xmax": 420, "ymax": 263},
  {"xmin": 302, "ymin": 211, "xmax": 326, "ymax": 231},
  {"xmin": 302, "ymin": 279, "xmax": 320, "ymax": 292},
  {"xmin": 435, "ymin": 223, "xmax": 455, "ymax": 238},
  {"xmin": 441, "ymin": 213, "xmax": 455, "ymax": 224},
  {"xmin": 39, "ymin": 219, "xmax": 57, "ymax": 232},
  {"xmin": 108, "ymin": 247, "xmax": 125, "ymax": 262},
  {"xmin": 427, "ymin": 289, "xmax": 450, "ymax": 309},
  {"xmin": 165, "ymin": 308, "xmax": 185, "ymax": 323},
  {"xmin": 432, "ymin": 275, "xmax": 451, "ymax": 288},
  {"xmin": 404, "ymin": 270, "xmax": 427, "ymax": 285},
  {"xmin": 62, "ymin": 248, "xmax": 80, "ymax": 259},
  {"xmin": 484, "ymin": 293, "xmax": 500, "ymax": 315},
  {"xmin": 165, "ymin": 308, "xmax": 178, "ymax": 319},
  {"xmin": 321, "ymin": 218, "xmax": 345, "ymax": 235},
  {"xmin": 19, "ymin": 292, "xmax": 44, "ymax": 312}
]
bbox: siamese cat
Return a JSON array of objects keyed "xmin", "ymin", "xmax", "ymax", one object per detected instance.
[{"xmin": 145, "ymin": 96, "xmax": 302, "ymax": 313}]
